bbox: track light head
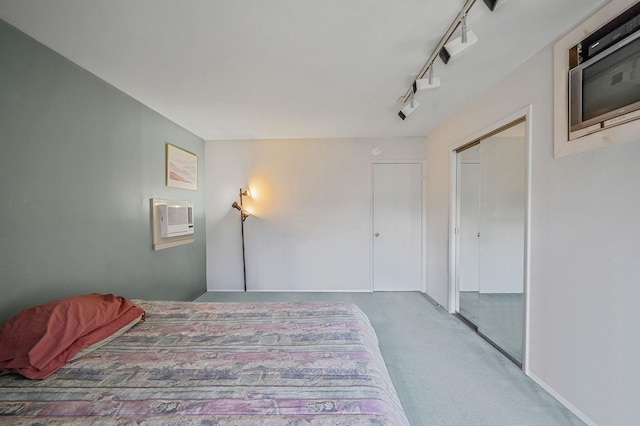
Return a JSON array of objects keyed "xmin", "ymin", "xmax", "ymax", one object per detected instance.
[
  {"xmin": 398, "ymin": 98, "xmax": 420, "ymax": 120},
  {"xmin": 439, "ymin": 29, "xmax": 478, "ymax": 64},
  {"xmin": 415, "ymin": 77, "xmax": 441, "ymax": 91},
  {"xmin": 483, "ymin": 0, "xmax": 509, "ymax": 11},
  {"xmin": 440, "ymin": 13, "xmax": 478, "ymax": 64},
  {"xmin": 414, "ymin": 67, "xmax": 441, "ymax": 91}
]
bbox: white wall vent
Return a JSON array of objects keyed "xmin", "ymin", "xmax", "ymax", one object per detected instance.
[{"xmin": 159, "ymin": 204, "xmax": 194, "ymax": 237}]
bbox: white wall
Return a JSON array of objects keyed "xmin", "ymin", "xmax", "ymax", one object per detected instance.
[
  {"xmin": 425, "ymin": 43, "xmax": 640, "ymax": 425},
  {"xmin": 205, "ymin": 137, "xmax": 425, "ymax": 292}
]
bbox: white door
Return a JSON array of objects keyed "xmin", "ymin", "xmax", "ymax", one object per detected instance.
[{"xmin": 372, "ymin": 163, "xmax": 422, "ymax": 291}]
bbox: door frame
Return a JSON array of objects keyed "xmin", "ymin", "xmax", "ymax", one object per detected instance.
[
  {"xmin": 447, "ymin": 105, "xmax": 532, "ymax": 370},
  {"xmin": 370, "ymin": 160, "xmax": 427, "ymax": 293}
]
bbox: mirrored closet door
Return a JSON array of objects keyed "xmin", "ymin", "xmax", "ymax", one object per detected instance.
[{"xmin": 455, "ymin": 119, "xmax": 526, "ymax": 366}]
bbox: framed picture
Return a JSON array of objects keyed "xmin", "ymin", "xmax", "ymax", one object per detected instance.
[{"xmin": 166, "ymin": 143, "xmax": 198, "ymax": 191}]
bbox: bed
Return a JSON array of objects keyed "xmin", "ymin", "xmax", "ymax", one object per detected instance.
[{"xmin": 0, "ymin": 298, "xmax": 409, "ymax": 425}]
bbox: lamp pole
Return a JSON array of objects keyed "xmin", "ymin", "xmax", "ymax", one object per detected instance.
[{"xmin": 239, "ymin": 188, "xmax": 247, "ymax": 292}]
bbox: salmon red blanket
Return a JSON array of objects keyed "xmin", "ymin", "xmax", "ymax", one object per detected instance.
[{"xmin": 0, "ymin": 294, "xmax": 144, "ymax": 379}]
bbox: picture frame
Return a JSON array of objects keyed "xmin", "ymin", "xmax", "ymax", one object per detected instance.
[{"xmin": 166, "ymin": 143, "xmax": 198, "ymax": 191}]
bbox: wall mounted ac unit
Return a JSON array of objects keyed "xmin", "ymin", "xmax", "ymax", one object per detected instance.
[{"xmin": 160, "ymin": 204, "xmax": 194, "ymax": 237}]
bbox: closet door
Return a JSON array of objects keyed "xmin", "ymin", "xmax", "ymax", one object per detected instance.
[
  {"xmin": 455, "ymin": 119, "xmax": 527, "ymax": 366},
  {"xmin": 477, "ymin": 124, "xmax": 526, "ymax": 364}
]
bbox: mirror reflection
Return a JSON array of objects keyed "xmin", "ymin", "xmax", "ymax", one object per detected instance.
[
  {"xmin": 458, "ymin": 146, "xmax": 480, "ymax": 327},
  {"xmin": 456, "ymin": 120, "xmax": 526, "ymax": 365}
]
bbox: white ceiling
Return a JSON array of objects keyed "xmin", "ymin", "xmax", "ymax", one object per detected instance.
[{"xmin": 0, "ymin": 0, "xmax": 607, "ymax": 141}]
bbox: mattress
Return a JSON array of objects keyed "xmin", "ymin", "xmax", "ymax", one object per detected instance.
[{"xmin": 0, "ymin": 300, "xmax": 409, "ymax": 425}]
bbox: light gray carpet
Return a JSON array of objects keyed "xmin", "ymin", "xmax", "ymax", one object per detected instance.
[
  {"xmin": 195, "ymin": 291, "xmax": 583, "ymax": 426},
  {"xmin": 459, "ymin": 290, "xmax": 480, "ymax": 325}
]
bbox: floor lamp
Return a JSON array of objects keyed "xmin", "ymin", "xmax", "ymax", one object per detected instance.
[{"xmin": 231, "ymin": 188, "xmax": 250, "ymax": 291}]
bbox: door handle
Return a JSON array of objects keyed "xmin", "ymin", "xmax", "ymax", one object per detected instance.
[
  {"xmin": 375, "ymin": 232, "xmax": 380, "ymax": 237},
  {"xmin": 476, "ymin": 232, "xmax": 480, "ymax": 237}
]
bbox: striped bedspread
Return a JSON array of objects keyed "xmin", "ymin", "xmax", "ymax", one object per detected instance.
[{"xmin": 0, "ymin": 300, "xmax": 409, "ymax": 425}]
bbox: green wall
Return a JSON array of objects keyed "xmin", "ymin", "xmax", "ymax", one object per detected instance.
[{"xmin": 0, "ymin": 20, "xmax": 207, "ymax": 323}]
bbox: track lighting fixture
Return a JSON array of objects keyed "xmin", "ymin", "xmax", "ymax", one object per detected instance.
[
  {"xmin": 414, "ymin": 67, "xmax": 441, "ymax": 91},
  {"xmin": 439, "ymin": 14, "xmax": 478, "ymax": 64},
  {"xmin": 396, "ymin": 0, "xmax": 482, "ymax": 118}
]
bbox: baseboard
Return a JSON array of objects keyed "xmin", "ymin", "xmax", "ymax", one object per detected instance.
[
  {"xmin": 526, "ymin": 370, "xmax": 597, "ymax": 426},
  {"xmin": 191, "ymin": 290, "xmax": 208, "ymax": 301},
  {"xmin": 251, "ymin": 289, "xmax": 371, "ymax": 293}
]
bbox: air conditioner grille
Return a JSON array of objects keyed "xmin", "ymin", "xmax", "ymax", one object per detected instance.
[{"xmin": 168, "ymin": 206, "xmax": 190, "ymax": 226}]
